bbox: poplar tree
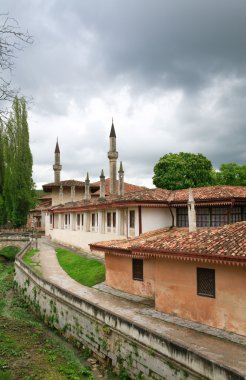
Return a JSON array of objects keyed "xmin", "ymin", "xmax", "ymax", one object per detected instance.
[
  {"xmin": 3, "ymin": 97, "xmax": 35, "ymax": 227},
  {"xmin": 0, "ymin": 121, "xmax": 5, "ymax": 224}
]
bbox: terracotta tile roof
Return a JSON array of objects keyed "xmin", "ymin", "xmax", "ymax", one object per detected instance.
[
  {"xmin": 91, "ymin": 178, "xmax": 146, "ymax": 196},
  {"xmin": 170, "ymin": 186, "xmax": 246, "ymax": 203},
  {"xmin": 43, "ymin": 179, "xmax": 99, "ymax": 191},
  {"xmin": 50, "ymin": 185, "xmax": 246, "ymax": 212},
  {"xmin": 50, "ymin": 188, "xmax": 170, "ymax": 212},
  {"xmin": 91, "ymin": 222, "xmax": 246, "ymax": 260},
  {"xmin": 114, "ymin": 188, "xmax": 171, "ymax": 202}
]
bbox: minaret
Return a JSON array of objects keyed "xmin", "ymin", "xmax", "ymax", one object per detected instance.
[
  {"xmin": 118, "ymin": 161, "xmax": 124, "ymax": 197},
  {"xmin": 53, "ymin": 139, "xmax": 62, "ymax": 183},
  {"xmin": 84, "ymin": 172, "xmax": 91, "ymax": 201},
  {"xmin": 188, "ymin": 188, "xmax": 196, "ymax": 232},
  {"xmin": 100, "ymin": 169, "xmax": 106, "ymax": 199},
  {"xmin": 108, "ymin": 119, "xmax": 118, "ymax": 195}
]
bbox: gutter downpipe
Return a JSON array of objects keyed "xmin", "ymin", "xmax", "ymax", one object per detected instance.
[{"xmin": 168, "ymin": 204, "xmax": 175, "ymax": 228}]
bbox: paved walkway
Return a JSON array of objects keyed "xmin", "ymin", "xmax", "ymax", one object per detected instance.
[{"xmin": 37, "ymin": 238, "xmax": 246, "ymax": 377}]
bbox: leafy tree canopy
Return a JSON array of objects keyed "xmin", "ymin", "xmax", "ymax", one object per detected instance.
[
  {"xmin": 214, "ymin": 162, "xmax": 246, "ymax": 186},
  {"xmin": 153, "ymin": 152, "xmax": 214, "ymax": 190}
]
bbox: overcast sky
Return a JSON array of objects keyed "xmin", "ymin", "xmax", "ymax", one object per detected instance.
[{"xmin": 2, "ymin": 0, "xmax": 246, "ymax": 188}]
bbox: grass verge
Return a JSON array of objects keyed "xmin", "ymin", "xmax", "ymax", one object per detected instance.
[
  {"xmin": 0, "ymin": 260, "xmax": 99, "ymax": 380},
  {"xmin": 22, "ymin": 248, "xmax": 42, "ymax": 277},
  {"xmin": 56, "ymin": 248, "xmax": 105, "ymax": 287}
]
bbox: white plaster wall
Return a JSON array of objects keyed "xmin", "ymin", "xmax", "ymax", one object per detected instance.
[
  {"xmin": 51, "ymin": 188, "xmax": 85, "ymax": 206},
  {"xmin": 142, "ymin": 208, "xmax": 173, "ymax": 233},
  {"xmin": 45, "ymin": 213, "xmax": 51, "ymax": 235},
  {"xmin": 50, "ymin": 228, "xmax": 126, "ymax": 253}
]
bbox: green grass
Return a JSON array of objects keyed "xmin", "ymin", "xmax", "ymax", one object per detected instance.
[
  {"xmin": 0, "ymin": 246, "xmax": 20, "ymax": 261},
  {"xmin": 22, "ymin": 248, "xmax": 42, "ymax": 277},
  {"xmin": 56, "ymin": 248, "xmax": 105, "ymax": 287},
  {"xmin": 0, "ymin": 260, "xmax": 98, "ymax": 380},
  {"xmin": 22, "ymin": 248, "xmax": 38, "ymax": 266}
]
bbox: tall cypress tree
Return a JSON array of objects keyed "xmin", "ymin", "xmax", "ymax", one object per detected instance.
[
  {"xmin": 3, "ymin": 97, "xmax": 35, "ymax": 227},
  {"xmin": 0, "ymin": 121, "xmax": 6, "ymax": 225}
]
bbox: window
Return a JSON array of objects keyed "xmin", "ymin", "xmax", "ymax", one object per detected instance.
[
  {"xmin": 243, "ymin": 207, "xmax": 246, "ymax": 221},
  {"xmin": 107, "ymin": 212, "xmax": 111, "ymax": 227},
  {"xmin": 81, "ymin": 213, "xmax": 84, "ymax": 227},
  {"xmin": 196, "ymin": 208, "xmax": 210, "ymax": 227},
  {"xmin": 106, "ymin": 211, "xmax": 116, "ymax": 233},
  {"xmin": 132, "ymin": 259, "xmax": 143, "ymax": 281},
  {"xmin": 231, "ymin": 207, "xmax": 242, "ymax": 223},
  {"xmin": 197, "ymin": 268, "xmax": 215, "ymax": 298},
  {"xmin": 129, "ymin": 210, "xmax": 135, "ymax": 229},
  {"xmin": 176, "ymin": 208, "xmax": 188, "ymax": 227},
  {"xmin": 211, "ymin": 208, "xmax": 228, "ymax": 227},
  {"xmin": 113, "ymin": 212, "xmax": 116, "ymax": 228},
  {"xmin": 91, "ymin": 213, "xmax": 98, "ymax": 231},
  {"xmin": 77, "ymin": 214, "xmax": 80, "ymax": 227},
  {"xmin": 64, "ymin": 213, "xmax": 70, "ymax": 229},
  {"xmin": 49, "ymin": 213, "xmax": 53, "ymax": 225}
]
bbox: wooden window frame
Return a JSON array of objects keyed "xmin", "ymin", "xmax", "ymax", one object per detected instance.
[
  {"xmin": 107, "ymin": 212, "xmax": 111, "ymax": 228},
  {"xmin": 129, "ymin": 210, "xmax": 135, "ymax": 229},
  {"xmin": 113, "ymin": 212, "xmax": 116, "ymax": 228},
  {"xmin": 197, "ymin": 268, "xmax": 215, "ymax": 298},
  {"xmin": 132, "ymin": 258, "xmax": 143, "ymax": 281}
]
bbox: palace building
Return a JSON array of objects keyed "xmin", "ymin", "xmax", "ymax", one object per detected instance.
[{"xmin": 43, "ymin": 121, "xmax": 246, "ymax": 252}]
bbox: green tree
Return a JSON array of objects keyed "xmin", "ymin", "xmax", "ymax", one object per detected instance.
[
  {"xmin": 153, "ymin": 152, "xmax": 214, "ymax": 190},
  {"xmin": 3, "ymin": 97, "xmax": 35, "ymax": 227},
  {"xmin": 215, "ymin": 162, "xmax": 246, "ymax": 186},
  {"xmin": 0, "ymin": 121, "xmax": 6, "ymax": 224}
]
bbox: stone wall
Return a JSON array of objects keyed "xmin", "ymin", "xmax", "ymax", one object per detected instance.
[
  {"xmin": 14, "ymin": 251, "xmax": 244, "ymax": 380},
  {"xmin": 0, "ymin": 235, "xmax": 29, "ymax": 250}
]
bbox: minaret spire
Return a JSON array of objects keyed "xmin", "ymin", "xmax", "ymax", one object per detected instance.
[
  {"xmin": 100, "ymin": 169, "xmax": 106, "ymax": 199},
  {"xmin": 118, "ymin": 161, "xmax": 124, "ymax": 196},
  {"xmin": 108, "ymin": 119, "xmax": 118, "ymax": 194},
  {"xmin": 84, "ymin": 172, "xmax": 91, "ymax": 201},
  {"xmin": 53, "ymin": 139, "xmax": 62, "ymax": 182}
]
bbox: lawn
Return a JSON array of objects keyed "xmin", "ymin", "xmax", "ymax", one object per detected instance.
[
  {"xmin": 0, "ymin": 246, "xmax": 20, "ymax": 261},
  {"xmin": 56, "ymin": 248, "xmax": 105, "ymax": 287}
]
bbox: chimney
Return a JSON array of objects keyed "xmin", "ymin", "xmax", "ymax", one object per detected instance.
[
  {"xmin": 188, "ymin": 188, "xmax": 196, "ymax": 232},
  {"xmin": 84, "ymin": 172, "xmax": 91, "ymax": 201},
  {"xmin": 59, "ymin": 185, "xmax": 64, "ymax": 204},
  {"xmin": 71, "ymin": 185, "xmax": 75, "ymax": 202},
  {"xmin": 118, "ymin": 161, "xmax": 124, "ymax": 196},
  {"xmin": 100, "ymin": 169, "xmax": 106, "ymax": 199}
]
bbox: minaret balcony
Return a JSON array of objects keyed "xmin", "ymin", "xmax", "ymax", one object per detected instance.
[{"xmin": 108, "ymin": 151, "xmax": 118, "ymax": 159}]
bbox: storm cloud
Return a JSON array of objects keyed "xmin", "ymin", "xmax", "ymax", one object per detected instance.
[{"xmin": 1, "ymin": 0, "xmax": 246, "ymax": 187}]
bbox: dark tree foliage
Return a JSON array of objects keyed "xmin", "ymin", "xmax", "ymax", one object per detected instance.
[
  {"xmin": 214, "ymin": 163, "xmax": 246, "ymax": 186},
  {"xmin": 3, "ymin": 97, "xmax": 35, "ymax": 227},
  {"xmin": 0, "ymin": 121, "xmax": 5, "ymax": 224},
  {"xmin": 153, "ymin": 152, "xmax": 214, "ymax": 190}
]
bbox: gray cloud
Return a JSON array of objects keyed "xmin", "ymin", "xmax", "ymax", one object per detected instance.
[{"xmin": 1, "ymin": 0, "xmax": 246, "ymax": 187}]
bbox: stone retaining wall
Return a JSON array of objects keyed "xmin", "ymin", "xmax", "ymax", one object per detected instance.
[
  {"xmin": 14, "ymin": 249, "xmax": 244, "ymax": 380},
  {"xmin": 0, "ymin": 236, "xmax": 29, "ymax": 250}
]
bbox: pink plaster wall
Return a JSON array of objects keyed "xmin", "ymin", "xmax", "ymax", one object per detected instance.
[
  {"xmin": 105, "ymin": 254, "xmax": 155, "ymax": 298},
  {"xmin": 155, "ymin": 259, "xmax": 246, "ymax": 336}
]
